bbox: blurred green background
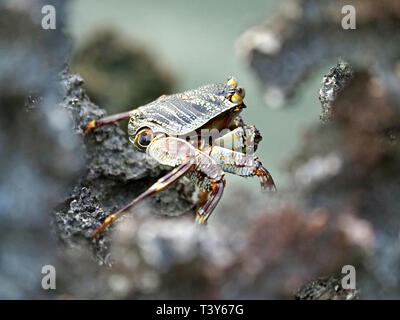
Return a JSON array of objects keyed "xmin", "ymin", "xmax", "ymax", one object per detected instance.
[{"xmin": 67, "ymin": 0, "xmax": 323, "ymax": 195}]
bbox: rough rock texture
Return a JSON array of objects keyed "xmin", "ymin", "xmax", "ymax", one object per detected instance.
[
  {"xmin": 0, "ymin": 0, "xmax": 193, "ymax": 298},
  {"xmin": 291, "ymin": 68, "xmax": 400, "ymax": 299},
  {"xmin": 0, "ymin": 0, "xmax": 81, "ymax": 299},
  {"xmin": 52, "ymin": 69, "xmax": 372, "ymax": 299},
  {"xmin": 3, "ymin": 0, "xmax": 400, "ymax": 300},
  {"xmin": 238, "ymin": 0, "xmax": 400, "ymax": 299},
  {"xmin": 319, "ymin": 60, "xmax": 353, "ymax": 122},
  {"xmin": 57, "ymin": 204, "xmax": 368, "ymax": 299},
  {"xmin": 54, "ymin": 70, "xmax": 195, "ymax": 263},
  {"xmin": 295, "ymin": 276, "xmax": 359, "ymax": 300},
  {"xmin": 237, "ymin": 0, "xmax": 400, "ymax": 108}
]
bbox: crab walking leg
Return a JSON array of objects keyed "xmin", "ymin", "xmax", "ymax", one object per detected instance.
[
  {"xmin": 92, "ymin": 158, "xmax": 195, "ymax": 237},
  {"xmin": 186, "ymin": 149, "xmax": 226, "ymax": 224},
  {"xmin": 93, "ymin": 137, "xmax": 197, "ymax": 237},
  {"xmin": 83, "ymin": 110, "xmax": 133, "ymax": 135},
  {"xmin": 203, "ymin": 146, "xmax": 276, "ymax": 191},
  {"xmin": 195, "ymin": 180, "xmax": 225, "ymax": 224}
]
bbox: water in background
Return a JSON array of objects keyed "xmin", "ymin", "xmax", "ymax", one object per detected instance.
[{"xmin": 67, "ymin": 0, "xmax": 322, "ymax": 196}]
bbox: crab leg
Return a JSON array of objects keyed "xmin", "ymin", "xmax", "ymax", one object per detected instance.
[
  {"xmin": 195, "ymin": 180, "xmax": 225, "ymax": 224},
  {"xmin": 83, "ymin": 110, "xmax": 133, "ymax": 135},
  {"xmin": 148, "ymin": 137, "xmax": 226, "ymax": 225},
  {"xmin": 92, "ymin": 158, "xmax": 195, "ymax": 237},
  {"xmin": 203, "ymin": 146, "xmax": 276, "ymax": 191}
]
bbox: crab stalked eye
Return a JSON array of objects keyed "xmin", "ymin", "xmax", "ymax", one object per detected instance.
[
  {"xmin": 236, "ymin": 87, "xmax": 245, "ymax": 99},
  {"xmin": 231, "ymin": 87, "xmax": 246, "ymax": 104},
  {"xmin": 137, "ymin": 128, "xmax": 154, "ymax": 147},
  {"xmin": 227, "ymin": 77, "xmax": 237, "ymax": 87}
]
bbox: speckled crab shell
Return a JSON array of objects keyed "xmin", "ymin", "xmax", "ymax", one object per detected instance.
[{"xmin": 128, "ymin": 82, "xmax": 243, "ymax": 138}]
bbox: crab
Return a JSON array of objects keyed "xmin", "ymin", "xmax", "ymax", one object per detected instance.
[{"xmin": 84, "ymin": 77, "xmax": 276, "ymax": 237}]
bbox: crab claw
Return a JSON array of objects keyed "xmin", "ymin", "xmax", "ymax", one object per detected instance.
[{"xmin": 254, "ymin": 162, "xmax": 276, "ymax": 192}]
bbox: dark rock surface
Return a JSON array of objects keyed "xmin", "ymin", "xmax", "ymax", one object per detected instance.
[
  {"xmin": 0, "ymin": 0, "xmax": 193, "ymax": 298},
  {"xmin": 237, "ymin": 0, "xmax": 400, "ymax": 108},
  {"xmin": 0, "ymin": 0, "xmax": 80, "ymax": 299},
  {"xmin": 2, "ymin": 0, "xmax": 400, "ymax": 300},
  {"xmin": 54, "ymin": 70, "xmax": 195, "ymax": 263},
  {"xmin": 295, "ymin": 276, "xmax": 359, "ymax": 300},
  {"xmin": 53, "ymin": 69, "xmax": 370, "ymax": 299},
  {"xmin": 237, "ymin": 0, "xmax": 400, "ymax": 299}
]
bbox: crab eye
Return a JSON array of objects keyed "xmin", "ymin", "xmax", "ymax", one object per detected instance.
[
  {"xmin": 236, "ymin": 87, "xmax": 245, "ymax": 98},
  {"xmin": 231, "ymin": 87, "xmax": 245, "ymax": 104},
  {"xmin": 137, "ymin": 128, "xmax": 154, "ymax": 147},
  {"xmin": 227, "ymin": 77, "xmax": 237, "ymax": 87}
]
